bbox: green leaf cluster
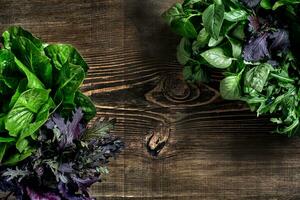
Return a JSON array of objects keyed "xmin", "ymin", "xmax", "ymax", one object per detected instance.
[
  {"xmin": 164, "ymin": 1, "xmax": 300, "ymax": 136},
  {"xmin": 163, "ymin": 0, "xmax": 249, "ymax": 83},
  {"xmin": 0, "ymin": 26, "xmax": 96, "ymax": 165}
]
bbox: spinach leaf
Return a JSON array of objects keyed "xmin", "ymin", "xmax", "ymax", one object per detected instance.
[
  {"xmin": 45, "ymin": 44, "xmax": 88, "ymax": 72},
  {"xmin": 75, "ymin": 91, "xmax": 96, "ymax": 122},
  {"xmin": 54, "ymin": 63, "xmax": 85, "ymax": 108},
  {"xmin": 10, "ymin": 36, "xmax": 53, "ymax": 87},
  {"xmin": 2, "ymin": 26, "xmax": 44, "ymax": 51},
  {"xmin": 5, "ymin": 88, "xmax": 51, "ymax": 137}
]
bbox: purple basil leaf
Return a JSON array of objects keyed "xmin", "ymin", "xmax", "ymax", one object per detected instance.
[
  {"xmin": 241, "ymin": 0, "xmax": 261, "ymax": 8},
  {"xmin": 243, "ymin": 33, "xmax": 271, "ymax": 62},
  {"xmin": 269, "ymin": 29, "xmax": 290, "ymax": 52},
  {"xmin": 248, "ymin": 16, "xmax": 260, "ymax": 33},
  {"xmin": 58, "ymin": 182, "xmax": 93, "ymax": 200},
  {"xmin": 72, "ymin": 176, "xmax": 99, "ymax": 192},
  {"xmin": 26, "ymin": 187, "xmax": 61, "ymax": 200},
  {"xmin": 59, "ymin": 163, "xmax": 74, "ymax": 174}
]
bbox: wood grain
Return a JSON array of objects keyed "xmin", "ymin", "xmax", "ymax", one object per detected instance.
[{"xmin": 2, "ymin": 0, "xmax": 300, "ymax": 199}]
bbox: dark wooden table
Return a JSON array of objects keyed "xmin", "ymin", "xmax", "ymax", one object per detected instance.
[{"xmin": 1, "ymin": 0, "xmax": 300, "ymax": 199}]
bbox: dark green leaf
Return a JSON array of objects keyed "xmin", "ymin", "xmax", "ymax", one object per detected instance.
[
  {"xmin": 2, "ymin": 26, "xmax": 44, "ymax": 50},
  {"xmin": 171, "ymin": 18, "xmax": 198, "ymax": 38},
  {"xmin": 244, "ymin": 64, "xmax": 272, "ymax": 92},
  {"xmin": 162, "ymin": 3, "xmax": 184, "ymax": 26},
  {"xmin": 10, "ymin": 36, "xmax": 53, "ymax": 87},
  {"xmin": 45, "ymin": 44, "xmax": 88, "ymax": 72},
  {"xmin": 54, "ymin": 63, "xmax": 85, "ymax": 107},
  {"xmin": 202, "ymin": 1, "xmax": 225, "ymax": 40},
  {"xmin": 75, "ymin": 91, "xmax": 96, "ymax": 121},
  {"xmin": 177, "ymin": 38, "xmax": 192, "ymax": 65}
]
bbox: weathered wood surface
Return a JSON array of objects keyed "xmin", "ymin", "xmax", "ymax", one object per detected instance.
[{"xmin": 1, "ymin": 0, "xmax": 300, "ymax": 199}]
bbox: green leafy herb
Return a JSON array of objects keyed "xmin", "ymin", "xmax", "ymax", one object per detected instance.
[
  {"xmin": 164, "ymin": 1, "xmax": 300, "ymax": 136},
  {"xmin": 0, "ymin": 26, "xmax": 96, "ymax": 165}
]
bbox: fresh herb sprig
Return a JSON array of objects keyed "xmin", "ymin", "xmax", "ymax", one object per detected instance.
[
  {"xmin": 0, "ymin": 108, "xmax": 123, "ymax": 200},
  {"xmin": 163, "ymin": 0, "xmax": 300, "ymax": 136}
]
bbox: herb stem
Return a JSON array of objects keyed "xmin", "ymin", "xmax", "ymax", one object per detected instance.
[
  {"xmin": 270, "ymin": 73, "xmax": 295, "ymax": 83},
  {"xmin": 187, "ymin": 13, "xmax": 202, "ymax": 20}
]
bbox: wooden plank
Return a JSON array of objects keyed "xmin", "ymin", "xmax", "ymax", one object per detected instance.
[{"xmin": 1, "ymin": 0, "xmax": 300, "ymax": 199}]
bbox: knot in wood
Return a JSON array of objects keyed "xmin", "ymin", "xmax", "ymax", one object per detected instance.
[
  {"xmin": 146, "ymin": 124, "xmax": 170, "ymax": 157},
  {"xmin": 163, "ymin": 76, "xmax": 191, "ymax": 101}
]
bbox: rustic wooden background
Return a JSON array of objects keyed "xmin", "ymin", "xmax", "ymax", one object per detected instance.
[{"xmin": 1, "ymin": 0, "xmax": 300, "ymax": 199}]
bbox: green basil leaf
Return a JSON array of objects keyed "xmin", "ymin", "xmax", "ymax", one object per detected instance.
[
  {"xmin": 171, "ymin": 18, "xmax": 198, "ymax": 38},
  {"xmin": 183, "ymin": 0, "xmax": 202, "ymax": 6},
  {"xmin": 162, "ymin": 3, "xmax": 183, "ymax": 26},
  {"xmin": 208, "ymin": 36, "xmax": 224, "ymax": 47},
  {"xmin": 200, "ymin": 48, "xmax": 233, "ymax": 68},
  {"xmin": 227, "ymin": 36, "xmax": 242, "ymax": 58},
  {"xmin": 231, "ymin": 23, "xmax": 246, "ymax": 41},
  {"xmin": 177, "ymin": 38, "xmax": 192, "ymax": 65},
  {"xmin": 220, "ymin": 75, "xmax": 241, "ymax": 100},
  {"xmin": 224, "ymin": 9, "xmax": 248, "ymax": 22},
  {"xmin": 202, "ymin": 1, "xmax": 225, "ymax": 40},
  {"xmin": 260, "ymin": 0, "xmax": 273, "ymax": 9},
  {"xmin": 244, "ymin": 64, "xmax": 272, "ymax": 92}
]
